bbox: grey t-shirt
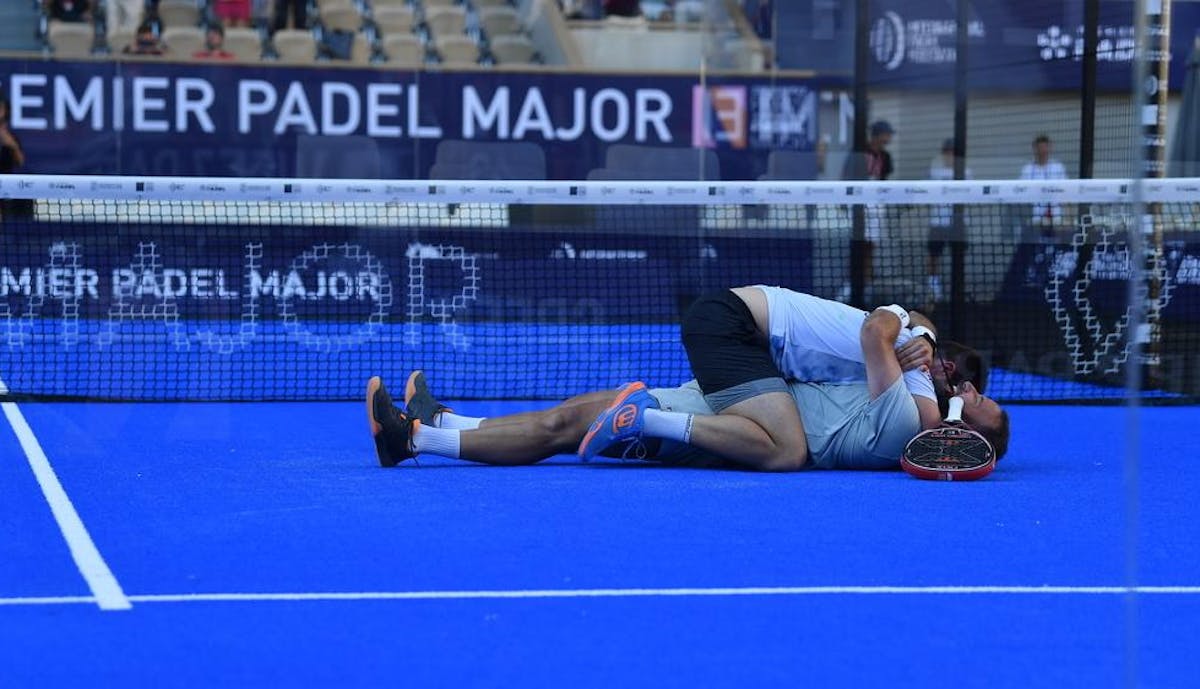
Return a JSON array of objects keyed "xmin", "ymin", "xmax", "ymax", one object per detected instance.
[{"xmin": 648, "ymin": 376, "xmax": 919, "ymax": 470}]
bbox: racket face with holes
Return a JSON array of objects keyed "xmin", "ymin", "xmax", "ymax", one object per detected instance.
[{"xmin": 901, "ymin": 426, "xmax": 996, "ymax": 481}]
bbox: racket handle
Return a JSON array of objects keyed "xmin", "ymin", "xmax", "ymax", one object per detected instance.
[{"xmin": 946, "ymin": 396, "xmax": 965, "ymax": 423}]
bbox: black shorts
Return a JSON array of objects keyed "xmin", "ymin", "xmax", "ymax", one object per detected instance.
[{"xmin": 680, "ymin": 290, "xmax": 788, "ymax": 411}]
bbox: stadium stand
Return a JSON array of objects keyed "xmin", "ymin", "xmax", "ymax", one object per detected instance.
[
  {"xmin": 47, "ymin": 19, "xmax": 95, "ymax": 57},
  {"xmin": 319, "ymin": 0, "xmax": 362, "ymax": 32},
  {"xmin": 489, "ymin": 33, "xmax": 536, "ymax": 63},
  {"xmin": 424, "ymin": 5, "xmax": 467, "ymax": 40},
  {"xmin": 223, "ymin": 26, "xmax": 265, "ymax": 60},
  {"xmin": 381, "ymin": 33, "xmax": 425, "ymax": 65},
  {"xmin": 157, "ymin": 0, "xmax": 202, "ymax": 28},
  {"xmin": 370, "ymin": 5, "xmax": 415, "ymax": 36},
  {"xmin": 272, "ymin": 27, "xmax": 318, "ymax": 62},
  {"xmin": 434, "ymin": 34, "xmax": 479, "ymax": 65},
  {"xmin": 479, "ymin": 5, "xmax": 521, "ymax": 36},
  {"xmin": 162, "ymin": 25, "xmax": 206, "ymax": 57}
]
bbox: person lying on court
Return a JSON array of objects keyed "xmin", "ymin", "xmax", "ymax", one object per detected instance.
[
  {"xmin": 581, "ymin": 285, "xmax": 1008, "ymax": 471},
  {"xmin": 367, "ymin": 296, "xmax": 1005, "ymax": 470}
]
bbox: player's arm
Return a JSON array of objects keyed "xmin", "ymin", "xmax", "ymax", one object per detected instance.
[
  {"xmin": 860, "ymin": 306, "xmax": 908, "ymax": 400},
  {"xmin": 895, "ymin": 310, "xmax": 936, "ymax": 372},
  {"xmin": 863, "ymin": 307, "xmax": 943, "ymax": 429}
]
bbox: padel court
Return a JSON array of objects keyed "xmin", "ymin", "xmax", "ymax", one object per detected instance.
[{"xmin": 2, "ymin": 397, "xmax": 1197, "ymax": 689}]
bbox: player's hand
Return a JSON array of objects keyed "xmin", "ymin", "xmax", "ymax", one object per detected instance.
[{"xmin": 896, "ymin": 336, "xmax": 934, "ymax": 372}]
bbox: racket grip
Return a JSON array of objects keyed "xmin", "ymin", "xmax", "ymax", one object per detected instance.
[{"xmin": 946, "ymin": 396, "xmax": 965, "ymax": 423}]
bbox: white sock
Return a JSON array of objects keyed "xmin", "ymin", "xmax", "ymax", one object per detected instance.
[
  {"xmin": 643, "ymin": 409, "xmax": 694, "ymax": 443},
  {"xmin": 413, "ymin": 425, "xmax": 462, "ymax": 457},
  {"xmin": 438, "ymin": 412, "xmax": 484, "ymax": 430}
]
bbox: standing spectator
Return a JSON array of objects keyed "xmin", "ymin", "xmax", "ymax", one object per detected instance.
[
  {"xmin": 1018, "ymin": 134, "xmax": 1068, "ymax": 239},
  {"xmin": 194, "ymin": 24, "xmax": 235, "ymax": 59},
  {"xmin": 45, "ymin": 0, "xmax": 91, "ymax": 22},
  {"xmin": 0, "ymin": 96, "xmax": 33, "ymax": 221},
  {"xmin": 926, "ymin": 138, "xmax": 971, "ymax": 306},
  {"xmin": 213, "ymin": 0, "xmax": 252, "ymax": 28},
  {"xmin": 123, "ymin": 21, "xmax": 167, "ymax": 55},
  {"xmin": 273, "ymin": 0, "xmax": 308, "ymax": 31},
  {"xmin": 840, "ymin": 120, "xmax": 895, "ymax": 301}
]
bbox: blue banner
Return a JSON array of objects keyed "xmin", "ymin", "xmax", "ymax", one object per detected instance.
[
  {"xmin": 863, "ymin": 0, "xmax": 1200, "ymax": 91},
  {"xmin": 1, "ymin": 59, "xmax": 836, "ymax": 180}
]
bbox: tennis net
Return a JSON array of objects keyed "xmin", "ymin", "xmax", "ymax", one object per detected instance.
[{"xmin": 1, "ymin": 175, "xmax": 1198, "ymax": 403}]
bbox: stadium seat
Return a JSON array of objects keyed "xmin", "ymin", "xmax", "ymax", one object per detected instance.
[
  {"xmin": 479, "ymin": 6, "xmax": 520, "ymax": 36},
  {"xmin": 424, "ymin": 5, "xmax": 466, "ymax": 38},
  {"xmin": 162, "ymin": 26, "xmax": 205, "ymax": 58},
  {"xmin": 349, "ymin": 32, "xmax": 372, "ymax": 63},
  {"xmin": 273, "ymin": 29, "xmax": 318, "ymax": 63},
  {"xmin": 107, "ymin": 29, "xmax": 135, "ymax": 54},
  {"xmin": 432, "ymin": 140, "xmax": 547, "ymax": 179},
  {"xmin": 435, "ymin": 34, "xmax": 478, "ymax": 64},
  {"xmin": 157, "ymin": 0, "xmax": 201, "ymax": 28},
  {"xmin": 489, "ymin": 34, "xmax": 535, "ymax": 63},
  {"xmin": 382, "ymin": 34, "xmax": 425, "ymax": 66},
  {"xmin": 223, "ymin": 27, "xmax": 264, "ymax": 61},
  {"xmin": 421, "ymin": 0, "xmax": 461, "ymax": 7},
  {"xmin": 369, "ymin": 0, "xmax": 411, "ymax": 6},
  {"xmin": 600, "ymin": 144, "xmax": 722, "ymax": 180},
  {"xmin": 371, "ymin": 5, "xmax": 415, "ymax": 36},
  {"xmin": 319, "ymin": 1, "xmax": 362, "ymax": 32},
  {"xmin": 472, "ymin": 0, "xmax": 513, "ymax": 7},
  {"xmin": 48, "ymin": 21, "xmax": 95, "ymax": 58}
]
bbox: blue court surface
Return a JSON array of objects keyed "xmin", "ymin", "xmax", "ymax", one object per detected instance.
[{"xmin": 2, "ymin": 399, "xmax": 1198, "ymax": 689}]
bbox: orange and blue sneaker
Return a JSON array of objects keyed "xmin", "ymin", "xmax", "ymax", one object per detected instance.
[
  {"xmin": 577, "ymin": 382, "xmax": 659, "ymax": 461},
  {"xmin": 404, "ymin": 370, "xmax": 452, "ymax": 426},
  {"xmin": 366, "ymin": 376, "xmax": 419, "ymax": 467}
]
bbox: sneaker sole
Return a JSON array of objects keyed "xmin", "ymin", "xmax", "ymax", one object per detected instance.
[
  {"xmin": 577, "ymin": 382, "xmax": 647, "ymax": 459},
  {"xmin": 366, "ymin": 376, "xmax": 396, "ymax": 467}
]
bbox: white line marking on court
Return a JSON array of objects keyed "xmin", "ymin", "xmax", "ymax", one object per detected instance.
[
  {"xmin": 2, "ymin": 585, "xmax": 1200, "ymax": 608},
  {"xmin": 1, "ymin": 396, "xmax": 132, "ymax": 611}
]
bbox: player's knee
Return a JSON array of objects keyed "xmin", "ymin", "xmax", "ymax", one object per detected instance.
[{"xmin": 536, "ymin": 405, "xmax": 587, "ymax": 444}]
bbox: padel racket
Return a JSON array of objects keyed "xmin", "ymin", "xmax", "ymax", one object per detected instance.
[{"xmin": 902, "ymin": 397, "xmax": 995, "ymax": 481}]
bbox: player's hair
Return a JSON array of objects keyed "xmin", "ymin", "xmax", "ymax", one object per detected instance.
[
  {"xmin": 941, "ymin": 340, "xmax": 988, "ymax": 394},
  {"xmin": 1033, "ymin": 134, "xmax": 1052, "ymax": 147},
  {"xmin": 976, "ymin": 408, "xmax": 1010, "ymax": 461}
]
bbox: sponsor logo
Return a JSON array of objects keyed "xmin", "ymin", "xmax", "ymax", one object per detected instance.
[
  {"xmin": 692, "ymin": 85, "xmax": 747, "ymax": 149},
  {"xmin": 90, "ymin": 181, "xmax": 124, "ymax": 192}
]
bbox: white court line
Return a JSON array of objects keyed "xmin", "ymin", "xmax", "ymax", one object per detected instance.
[
  {"xmin": 1, "ymin": 391, "xmax": 131, "ymax": 611},
  {"xmin": 3, "ymin": 585, "xmax": 1200, "ymax": 608}
]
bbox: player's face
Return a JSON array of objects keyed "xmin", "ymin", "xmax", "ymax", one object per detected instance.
[
  {"xmin": 1034, "ymin": 141, "xmax": 1051, "ymax": 162},
  {"xmin": 957, "ymin": 382, "xmax": 1002, "ymax": 429}
]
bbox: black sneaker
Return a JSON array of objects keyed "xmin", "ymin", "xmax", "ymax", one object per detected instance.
[
  {"xmin": 403, "ymin": 370, "xmax": 452, "ymax": 426},
  {"xmin": 366, "ymin": 376, "xmax": 418, "ymax": 467}
]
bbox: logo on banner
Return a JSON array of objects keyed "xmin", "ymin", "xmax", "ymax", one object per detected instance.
[
  {"xmin": 749, "ymin": 86, "xmax": 816, "ymax": 150},
  {"xmin": 692, "ymin": 85, "xmax": 746, "ymax": 149},
  {"xmin": 871, "ymin": 11, "xmax": 906, "ymax": 70},
  {"xmin": 1043, "ymin": 216, "xmax": 1176, "ymax": 376}
]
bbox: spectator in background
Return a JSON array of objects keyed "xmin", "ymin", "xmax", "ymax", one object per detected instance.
[
  {"xmin": 213, "ymin": 0, "xmax": 252, "ymax": 28},
  {"xmin": 0, "ymin": 96, "xmax": 33, "ymax": 221},
  {"xmin": 926, "ymin": 138, "xmax": 972, "ymax": 307},
  {"xmin": 273, "ymin": 0, "xmax": 307, "ymax": 31},
  {"xmin": 839, "ymin": 120, "xmax": 895, "ymax": 301},
  {"xmin": 1018, "ymin": 134, "xmax": 1067, "ymax": 239},
  {"xmin": 194, "ymin": 24, "xmax": 235, "ymax": 59},
  {"xmin": 124, "ymin": 21, "xmax": 167, "ymax": 55},
  {"xmin": 743, "ymin": 0, "xmax": 772, "ymax": 38},
  {"xmin": 45, "ymin": 0, "xmax": 91, "ymax": 22}
]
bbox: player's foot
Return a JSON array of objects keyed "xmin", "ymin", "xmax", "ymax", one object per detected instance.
[
  {"xmin": 366, "ymin": 376, "xmax": 419, "ymax": 467},
  {"xmin": 404, "ymin": 370, "xmax": 452, "ymax": 426},
  {"xmin": 577, "ymin": 382, "xmax": 658, "ymax": 460}
]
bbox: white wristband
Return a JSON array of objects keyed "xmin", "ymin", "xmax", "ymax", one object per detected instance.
[
  {"xmin": 911, "ymin": 325, "xmax": 937, "ymax": 346},
  {"xmin": 878, "ymin": 304, "xmax": 910, "ymax": 329}
]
